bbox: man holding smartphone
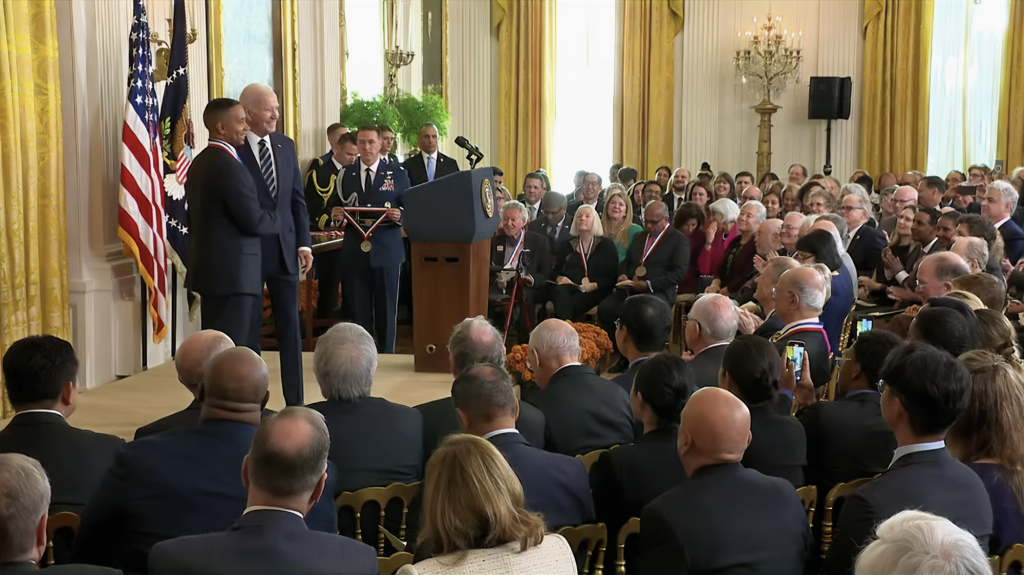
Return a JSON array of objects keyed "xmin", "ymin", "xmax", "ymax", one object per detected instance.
[{"xmin": 771, "ymin": 267, "xmax": 832, "ymax": 388}]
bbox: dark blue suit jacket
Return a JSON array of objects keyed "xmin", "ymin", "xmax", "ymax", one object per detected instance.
[
  {"xmin": 1000, "ymin": 219, "xmax": 1024, "ymax": 264},
  {"xmin": 846, "ymin": 224, "xmax": 886, "ymax": 277},
  {"xmin": 327, "ymin": 161, "xmax": 410, "ymax": 268},
  {"xmin": 489, "ymin": 432, "xmax": 595, "ymax": 530},
  {"xmin": 72, "ymin": 420, "xmax": 338, "ymax": 573},
  {"xmin": 237, "ymin": 133, "xmax": 312, "ymax": 276},
  {"xmin": 148, "ymin": 509, "xmax": 377, "ymax": 575}
]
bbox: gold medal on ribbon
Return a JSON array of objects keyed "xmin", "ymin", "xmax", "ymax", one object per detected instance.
[
  {"xmin": 360, "ymin": 240, "xmax": 372, "ymax": 252},
  {"xmin": 581, "ymin": 276, "xmax": 590, "ymax": 284},
  {"xmin": 635, "ymin": 266, "xmax": 647, "ymax": 277}
]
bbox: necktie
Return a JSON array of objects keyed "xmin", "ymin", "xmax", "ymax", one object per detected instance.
[
  {"xmin": 677, "ymin": 196, "xmax": 683, "ymax": 210},
  {"xmin": 258, "ymin": 140, "xmax": 276, "ymax": 197},
  {"xmin": 529, "ymin": 205, "xmax": 537, "ymax": 220},
  {"xmin": 364, "ymin": 166, "xmax": 373, "ymax": 193},
  {"xmin": 548, "ymin": 224, "xmax": 558, "ymax": 241},
  {"xmin": 426, "ymin": 155, "xmax": 435, "ymax": 181}
]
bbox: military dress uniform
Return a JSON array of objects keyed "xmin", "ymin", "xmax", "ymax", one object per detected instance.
[{"xmin": 304, "ymin": 157, "xmax": 344, "ymax": 318}]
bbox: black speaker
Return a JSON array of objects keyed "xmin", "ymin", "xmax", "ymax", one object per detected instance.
[{"xmin": 808, "ymin": 76, "xmax": 852, "ymax": 120}]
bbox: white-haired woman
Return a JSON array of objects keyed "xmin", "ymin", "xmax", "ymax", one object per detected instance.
[
  {"xmin": 705, "ymin": 201, "xmax": 766, "ymax": 296},
  {"xmin": 696, "ymin": 198, "xmax": 741, "ymax": 282},
  {"xmin": 550, "ymin": 205, "xmax": 619, "ymax": 320}
]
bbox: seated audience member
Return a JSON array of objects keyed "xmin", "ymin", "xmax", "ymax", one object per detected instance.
[
  {"xmin": 842, "ymin": 193, "xmax": 887, "ymax": 277},
  {"xmin": 599, "ymin": 201, "xmax": 689, "ymax": 373},
  {"xmin": 983, "ymin": 180, "xmax": 1024, "ymax": 264},
  {"xmin": 525, "ymin": 319, "xmax": 634, "ymax": 456},
  {"xmin": 796, "ymin": 229, "xmax": 855, "ymax": 353},
  {"xmin": 672, "ymin": 202, "xmax": 706, "ymax": 293},
  {"xmin": 307, "ymin": 323, "xmax": 422, "ymax": 497},
  {"xmin": 568, "ymin": 172, "xmax": 606, "ymax": 216},
  {"xmin": 404, "ymin": 435, "xmax": 576, "ymax": 574},
  {"xmin": 915, "ymin": 252, "xmax": 971, "ymax": 300},
  {"xmin": 590, "ymin": 354, "xmax": 694, "ymax": 572},
  {"xmin": 685, "ymin": 180, "xmax": 712, "ymax": 214},
  {"xmin": 812, "ymin": 216, "xmax": 861, "ymax": 299},
  {"xmin": 952, "ymin": 237, "xmax": 993, "ymax": 275},
  {"xmin": 452, "ymin": 364, "xmax": 594, "ymax": 530},
  {"xmin": 601, "ymin": 190, "xmax": 644, "ymax": 263},
  {"xmin": 684, "ymin": 294, "xmax": 738, "ymax": 388},
  {"xmin": 516, "ymin": 173, "xmax": 546, "ymax": 220},
  {"xmin": 771, "ymin": 266, "xmax": 832, "ymax": 387},
  {"xmin": 733, "ymin": 217, "xmax": 784, "ymax": 305},
  {"xmin": 712, "ymin": 171, "xmax": 737, "ymax": 201},
  {"xmin": 135, "ymin": 330, "xmax": 238, "ymax": 439},
  {"xmin": 908, "ymin": 297, "xmax": 984, "ymax": 357},
  {"xmin": 148, "ymin": 408, "xmax": 377, "ymax": 575},
  {"xmin": 549, "ymin": 205, "xmax": 619, "ymax": 320},
  {"xmin": 762, "ymin": 189, "xmax": 784, "ymax": 219},
  {"xmin": 611, "ymin": 295, "xmax": 672, "ymax": 395},
  {"xmin": 418, "ymin": 317, "xmax": 545, "ymax": 459},
  {"xmin": 73, "ymin": 348, "xmax": 338, "ymax": 572},
  {"xmin": 946, "ymin": 290, "xmax": 987, "ymax": 310},
  {"xmin": 697, "ymin": 198, "xmax": 740, "ymax": 279},
  {"xmin": 974, "ymin": 309, "xmax": 1020, "ymax": 363},
  {"xmin": 0, "ymin": 336, "xmax": 124, "ymax": 514},
  {"xmin": 720, "ymin": 336, "xmax": 806, "ymax": 486},
  {"xmin": 957, "ymin": 213, "xmax": 1005, "ymax": 275},
  {"xmin": 948, "ymin": 351, "xmax": 1024, "ymax": 554},
  {"xmin": 936, "ymin": 210, "xmax": 960, "ymax": 250},
  {"xmin": 854, "ymin": 510, "xmax": 993, "ymax": 575},
  {"xmin": 892, "ymin": 207, "xmax": 946, "ymax": 293},
  {"xmin": 821, "ymin": 343, "xmax": 993, "ymax": 574},
  {"xmin": 805, "ymin": 188, "xmax": 836, "ymax": 215},
  {"xmin": 0, "ymin": 453, "xmax": 119, "ymax": 574},
  {"xmin": 664, "ymin": 168, "xmax": 690, "ymax": 214},
  {"xmin": 494, "ymin": 185, "xmax": 512, "ymax": 218},
  {"xmin": 738, "ymin": 257, "xmax": 800, "ymax": 338},
  {"xmin": 527, "ymin": 191, "xmax": 571, "ymax": 255},
  {"xmin": 740, "ymin": 186, "xmax": 763, "ymax": 205},
  {"xmin": 705, "ymin": 201, "xmax": 764, "ymax": 296},
  {"xmin": 489, "ymin": 201, "xmax": 551, "ymax": 323},
  {"xmin": 638, "ymin": 180, "xmax": 665, "ymax": 208},
  {"xmin": 640, "ymin": 387, "xmax": 812, "ymax": 573},
  {"xmin": 951, "ymin": 272, "xmax": 1006, "ymax": 311},
  {"xmin": 860, "ymin": 206, "xmax": 920, "ymax": 300},
  {"xmin": 781, "ymin": 212, "xmax": 807, "ymax": 257}
]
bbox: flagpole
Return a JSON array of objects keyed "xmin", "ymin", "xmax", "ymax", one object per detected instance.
[
  {"xmin": 140, "ymin": 276, "xmax": 149, "ymax": 371},
  {"xmin": 170, "ymin": 265, "xmax": 178, "ymax": 358}
]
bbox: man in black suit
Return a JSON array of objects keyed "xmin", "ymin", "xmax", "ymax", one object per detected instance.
[
  {"xmin": 417, "ymin": 316, "xmax": 546, "ymax": 461},
  {"xmin": 0, "ymin": 336, "xmax": 124, "ymax": 514},
  {"xmin": 683, "ymin": 294, "xmax": 737, "ymax": 388},
  {"xmin": 185, "ymin": 98, "xmax": 279, "ymax": 353},
  {"xmin": 662, "ymin": 168, "xmax": 690, "ymax": 216},
  {"xmin": 516, "ymin": 172, "xmax": 548, "ymax": 222},
  {"xmin": 524, "ymin": 320, "xmax": 635, "ymax": 456},
  {"xmin": 737, "ymin": 257, "xmax": 799, "ymax": 339},
  {"xmin": 567, "ymin": 172, "xmax": 606, "ymax": 217},
  {"xmin": 771, "ymin": 267, "xmax": 832, "ymax": 388},
  {"xmin": 640, "ymin": 387, "xmax": 812, "ymax": 574},
  {"xmin": 400, "ymin": 123, "xmax": 459, "ymax": 186},
  {"xmin": 378, "ymin": 124, "xmax": 400, "ymax": 165},
  {"xmin": 611, "ymin": 295, "xmax": 672, "ymax": 395},
  {"xmin": 489, "ymin": 201, "xmax": 551, "ymax": 330},
  {"xmin": 148, "ymin": 407, "xmax": 377, "ymax": 575},
  {"xmin": 0, "ymin": 454, "xmax": 119, "ymax": 574},
  {"xmin": 983, "ymin": 180, "xmax": 1024, "ymax": 263},
  {"xmin": 821, "ymin": 343, "xmax": 993, "ymax": 574},
  {"xmin": 527, "ymin": 192, "xmax": 572, "ymax": 256},
  {"xmin": 237, "ymin": 84, "xmax": 312, "ymax": 406},
  {"xmin": 72, "ymin": 348, "xmax": 338, "ymax": 573},
  {"xmin": 599, "ymin": 201, "xmax": 689, "ymax": 373},
  {"xmin": 841, "ymin": 193, "xmax": 886, "ymax": 277},
  {"xmin": 453, "ymin": 364, "xmax": 594, "ymax": 530}
]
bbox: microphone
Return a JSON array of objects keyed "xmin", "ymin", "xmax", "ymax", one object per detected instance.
[{"xmin": 454, "ymin": 136, "xmax": 484, "ymax": 158}]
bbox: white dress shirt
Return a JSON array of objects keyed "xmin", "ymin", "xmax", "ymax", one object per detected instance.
[
  {"xmin": 845, "ymin": 224, "xmax": 863, "ymax": 251},
  {"xmin": 360, "ymin": 158, "xmax": 381, "ymax": 193},
  {"xmin": 243, "ymin": 505, "xmax": 304, "ymax": 519},
  {"xmin": 14, "ymin": 409, "xmax": 65, "ymax": 419},
  {"xmin": 421, "ymin": 150, "xmax": 438, "ymax": 168},
  {"xmin": 482, "ymin": 428, "xmax": 520, "ymax": 440},
  {"xmin": 996, "ymin": 216, "xmax": 1012, "ymax": 230},
  {"xmin": 895, "ymin": 237, "xmax": 939, "ymax": 285},
  {"xmin": 889, "ymin": 440, "xmax": 945, "ymax": 468},
  {"xmin": 331, "ymin": 156, "xmax": 344, "ymax": 171}
]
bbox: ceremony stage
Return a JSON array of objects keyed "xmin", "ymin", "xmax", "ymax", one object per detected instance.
[{"xmin": 0, "ymin": 353, "xmax": 452, "ymax": 440}]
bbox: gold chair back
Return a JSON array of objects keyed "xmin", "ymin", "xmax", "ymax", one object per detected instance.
[
  {"xmin": 576, "ymin": 449, "xmax": 610, "ymax": 473},
  {"xmin": 335, "ymin": 482, "xmax": 420, "ymax": 556},
  {"xmin": 44, "ymin": 511, "xmax": 81, "ymax": 567},
  {"xmin": 820, "ymin": 477, "xmax": 874, "ymax": 557},
  {"xmin": 558, "ymin": 523, "xmax": 608, "ymax": 575},
  {"xmin": 614, "ymin": 517, "xmax": 641, "ymax": 575},
  {"xmin": 377, "ymin": 551, "xmax": 414, "ymax": 575},
  {"xmin": 796, "ymin": 485, "xmax": 818, "ymax": 527},
  {"xmin": 998, "ymin": 543, "xmax": 1024, "ymax": 575},
  {"xmin": 991, "ymin": 553, "xmax": 1003, "ymax": 575}
]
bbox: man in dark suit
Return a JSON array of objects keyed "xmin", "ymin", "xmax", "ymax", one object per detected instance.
[
  {"xmin": 72, "ymin": 348, "xmax": 338, "ymax": 573},
  {"xmin": 0, "ymin": 336, "xmax": 124, "ymax": 515},
  {"xmin": 237, "ymin": 84, "xmax": 312, "ymax": 406},
  {"xmin": 453, "ymin": 364, "xmax": 594, "ymax": 530},
  {"xmin": 983, "ymin": 180, "xmax": 1024, "ymax": 263},
  {"xmin": 771, "ymin": 267, "xmax": 832, "ymax": 388},
  {"xmin": 567, "ymin": 172, "xmax": 606, "ymax": 217},
  {"xmin": 400, "ymin": 123, "xmax": 459, "ymax": 186},
  {"xmin": 821, "ymin": 343, "xmax": 993, "ymax": 574},
  {"xmin": 326, "ymin": 126, "xmax": 410, "ymax": 354},
  {"xmin": 841, "ymin": 193, "xmax": 886, "ymax": 277},
  {"xmin": 527, "ymin": 192, "xmax": 572, "ymax": 256},
  {"xmin": 489, "ymin": 201, "xmax": 551, "ymax": 329},
  {"xmin": 185, "ymin": 98, "xmax": 279, "ymax": 352},
  {"xmin": 148, "ymin": 407, "xmax": 377, "ymax": 575},
  {"xmin": 525, "ymin": 320, "xmax": 635, "ymax": 456},
  {"xmin": 683, "ymin": 294, "xmax": 736, "ymax": 388},
  {"xmin": 417, "ymin": 316, "xmax": 546, "ymax": 461},
  {"xmin": 378, "ymin": 124, "xmax": 400, "ymax": 165},
  {"xmin": 640, "ymin": 387, "xmax": 812, "ymax": 574},
  {"xmin": 611, "ymin": 295, "xmax": 672, "ymax": 395},
  {"xmin": 599, "ymin": 201, "xmax": 689, "ymax": 373},
  {"xmin": 0, "ymin": 454, "xmax": 119, "ymax": 575},
  {"xmin": 516, "ymin": 172, "xmax": 548, "ymax": 222}
]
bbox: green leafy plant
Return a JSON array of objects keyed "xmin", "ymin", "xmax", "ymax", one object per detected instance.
[
  {"xmin": 339, "ymin": 94, "xmax": 403, "ymax": 133},
  {"xmin": 394, "ymin": 90, "xmax": 451, "ymax": 148}
]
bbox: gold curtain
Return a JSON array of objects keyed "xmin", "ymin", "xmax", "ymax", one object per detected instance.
[
  {"xmin": 859, "ymin": 0, "xmax": 934, "ymax": 178},
  {"xmin": 997, "ymin": 0, "xmax": 1024, "ymax": 170},
  {"xmin": 493, "ymin": 0, "xmax": 556, "ymax": 192},
  {"xmin": 615, "ymin": 0, "xmax": 683, "ymax": 179},
  {"xmin": 0, "ymin": 0, "xmax": 70, "ymax": 418}
]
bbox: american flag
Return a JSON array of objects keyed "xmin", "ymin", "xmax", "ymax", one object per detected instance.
[
  {"xmin": 117, "ymin": 0, "xmax": 169, "ymax": 344},
  {"xmin": 159, "ymin": 0, "xmax": 193, "ymax": 278}
]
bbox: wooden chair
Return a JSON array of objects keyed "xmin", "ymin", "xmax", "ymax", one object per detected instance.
[
  {"xmin": 820, "ymin": 477, "xmax": 874, "ymax": 557},
  {"xmin": 991, "ymin": 553, "xmax": 1003, "ymax": 575},
  {"xmin": 559, "ymin": 523, "xmax": 608, "ymax": 575},
  {"xmin": 670, "ymin": 294, "xmax": 696, "ymax": 354},
  {"xmin": 998, "ymin": 543, "xmax": 1024, "ymax": 575},
  {"xmin": 335, "ymin": 482, "xmax": 420, "ymax": 556},
  {"xmin": 377, "ymin": 551, "xmax": 414, "ymax": 575},
  {"xmin": 576, "ymin": 449, "xmax": 610, "ymax": 473},
  {"xmin": 44, "ymin": 511, "xmax": 81, "ymax": 567},
  {"xmin": 796, "ymin": 485, "xmax": 818, "ymax": 527},
  {"xmin": 614, "ymin": 517, "xmax": 641, "ymax": 575}
]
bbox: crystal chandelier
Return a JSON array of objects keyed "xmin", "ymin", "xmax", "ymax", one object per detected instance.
[{"xmin": 733, "ymin": 14, "xmax": 803, "ymax": 103}]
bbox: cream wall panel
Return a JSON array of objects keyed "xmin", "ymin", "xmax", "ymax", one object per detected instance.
[
  {"xmin": 298, "ymin": 0, "xmax": 343, "ymax": 167},
  {"xmin": 441, "ymin": 0, "xmax": 496, "ymax": 172}
]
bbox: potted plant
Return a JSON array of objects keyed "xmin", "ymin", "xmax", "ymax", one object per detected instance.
[{"xmin": 340, "ymin": 89, "xmax": 450, "ymax": 157}]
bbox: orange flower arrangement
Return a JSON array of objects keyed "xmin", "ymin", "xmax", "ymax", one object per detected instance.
[{"xmin": 505, "ymin": 321, "xmax": 613, "ymax": 387}]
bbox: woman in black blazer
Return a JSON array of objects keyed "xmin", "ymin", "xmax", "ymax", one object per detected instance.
[{"xmin": 549, "ymin": 205, "xmax": 619, "ymax": 320}]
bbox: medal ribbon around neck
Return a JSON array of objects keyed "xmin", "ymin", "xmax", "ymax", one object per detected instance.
[
  {"xmin": 503, "ymin": 232, "xmax": 527, "ymax": 270},
  {"xmin": 342, "ymin": 206, "xmax": 390, "ymax": 244},
  {"xmin": 577, "ymin": 236, "xmax": 595, "ymax": 280},
  {"xmin": 640, "ymin": 225, "xmax": 669, "ymax": 267},
  {"xmin": 208, "ymin": 140, "xmax": 240, "ymax": 162}
]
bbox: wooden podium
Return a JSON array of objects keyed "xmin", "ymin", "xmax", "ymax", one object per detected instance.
[{"xmin": 403, "ymin": 168, "xmax": 499, "ymax": 372}]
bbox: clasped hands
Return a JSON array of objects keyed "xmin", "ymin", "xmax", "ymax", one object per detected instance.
[
  {"xmin": 556, "ymin": 276, "xmax": 596, "ymax": 293},
  {"xmin": 614, "ymin": 275, "xmax": 647, "ymax": 291},
  {"xmin": 330, "ymin": 206, "xmax": 401, "ymax": 225}
]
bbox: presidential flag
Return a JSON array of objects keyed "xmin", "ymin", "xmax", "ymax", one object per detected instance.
[
  {"xmin": 117, "ymin": 0, "xmax": 169, "ymax": 344},
  {"xmin": 159, "ymin": 0, "xmax": 193, "ymax": 277}
]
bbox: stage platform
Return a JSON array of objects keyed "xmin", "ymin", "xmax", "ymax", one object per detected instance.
[{"xmin": 0, "ymin": 353, "xmax": 452, "ymax": 440}]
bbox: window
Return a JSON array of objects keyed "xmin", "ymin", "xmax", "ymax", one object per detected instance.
[
  {"xmin": 552, "ymin": 0, "xmax": 615, "ymax": 192},
  {"xmin": 345, "ymin": 0, "xmax": 385, "ymax": 100},
  {"xmin": 926, "ymin": 0, "xmax": 1010, "ymax": 175}
]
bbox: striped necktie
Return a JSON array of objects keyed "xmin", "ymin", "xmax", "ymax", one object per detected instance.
[{"xmin": 258, "ymin": 139, "xmax": 277, "ymax": 197}]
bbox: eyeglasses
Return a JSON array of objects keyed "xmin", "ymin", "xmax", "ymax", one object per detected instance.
[
  {"xmin": 795, "ymin": 251, "xmax": 813, "ymax": 261},
  {"xmin": 839, "ymin": 205, "xmax": 865, "ymax": 212},
  {"xmin": 876, "ymin": 379, "xmax": 887, "ymax": 394},
  {"xmin": 643, "ymin": 219, "xmax": 663, "ymax": 226},
  {"xmin": 893, "ymin": 198, "xmax": 915, "ymax": 205},
  {"xmin": 614, "ymin": 318, "xmax": 622, "ymax": 330}
]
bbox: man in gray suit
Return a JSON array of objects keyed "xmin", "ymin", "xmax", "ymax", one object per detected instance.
[{"xmin": 684, "ymin": 294, "xmax": 737, "ymax": 388}]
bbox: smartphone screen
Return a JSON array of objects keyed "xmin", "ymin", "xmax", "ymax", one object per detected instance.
[
  {"xmin": 856, "ymin": 319, "xmax": 873, "ymax": 336},
  {"xmin": 786, "ymin": 341, "xmax": 806, "ymax": 381}
]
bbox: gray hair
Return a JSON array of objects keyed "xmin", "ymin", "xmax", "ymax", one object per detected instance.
[
  {"xmin": 782, "ymin": 267, "xmax": 826, "ymax": 313},
  {"xmin": 528, "ymin": 320, "xmax": 580, "ymax": 360},
  {"xmin": 843, "ymin": 189, "xmax": 873, "ymax": 212},
  {"xmin": 764, "ymin": 256, "xmax": 800, "ymax": 284},
  {"xmin": 817, "ymin": 214, "xmax": 849, "ymax": 248},
  {"xmin": 840, "ymin": 183, "xmax": 868, "ymax": 200},
  {"xmin": 688, "ymin": 294, "xmax": 738, "ymax": 344},
  {"xmin": 989, "ymin": 180, "xmax": 1019, "ymax": 210},
  {"xmin": 0, "ymin": 453, "xmax": 50, "ymax": 563},
  {"xmin": 709, "ymin": 198, "xmax": 740, "ymax": 224},
  {"xmin": 952, "ymin": 237, "xmax": 989, "ymax": 269},
  {"xmin": 854, "ymin": 510, "xmax": 991, "ymax": 575},
  {"xmin": 313, "ymin": 323, "xmax": 377, "ymax": 401},
  {"xmin": 742, "ymin": 200, "xmax": 767, "ymax": 224},
  {"xmin": 570, "ymin": 204, "xmax": 605, "ymax": 237},
  {"xmin": 448, "ymin": 316, "xmax": 506, "ymax": 376},
  {"xmin": 501, "ymin": 200, "xmax": 529, "ymax": 223},
  {"xmin": 784, "ymin": 211, "xmax": 807, "ymax": 225},
  {"xmin": 248, "ymin": 407, "xmax": 330, "ymax": 498},
  {"xmin": 807, "ymin": 263, "xmax": 833, "ymax": 302}
]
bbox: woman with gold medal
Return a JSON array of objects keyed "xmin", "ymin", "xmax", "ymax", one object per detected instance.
[{"xmin": 549, "ymin": 205, "xmax": 619, "ymax": 320}]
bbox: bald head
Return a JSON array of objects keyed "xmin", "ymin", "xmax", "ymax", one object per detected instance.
[
  {"xmin": 174, "ymin": 330, "xmax": 234, "ymax": 393},
  {"xmin": 201, "ymin": 347, "xmax": 270, "ymax": 417},
  {"xmin": 776, "ymin": 266, "xmax": 827, "ymax": 320},
  {"xmin": 644, "ymin": 201, "xmax": 670, "ymax": 226},
  {"xmin": 239, "ymin": 83, "xmax": 279, "ymax": 137},
  {"xmin": 808, "ymin": 219, "xmax": 845, "ymax": 254},
  {"xmin": 238, "ymin": 83, "xmax": 275, "ymax": 108},
  {"xmin": 893, "ymin": 185, "xmax": 919, "ymax": 206},
  {"xmin": 678, "ymin": 387, "xmax": 751, "ymax": 476}
]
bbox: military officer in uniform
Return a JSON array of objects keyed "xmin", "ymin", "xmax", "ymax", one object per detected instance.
[
  {"xmin": 327, "ymin": 126, "xmax": 410, "ymax": 353},
  {"xmin": 304, "ymin": 123, "xmax": 348, "ymax": 185}
]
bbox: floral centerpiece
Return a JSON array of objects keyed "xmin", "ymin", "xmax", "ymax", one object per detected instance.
[{"xmin": 506, "ymin": 321, "xmax": 613, "ymax": 388}]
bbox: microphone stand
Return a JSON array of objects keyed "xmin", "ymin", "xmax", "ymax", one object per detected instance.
[
  {"xmin": 466, "ymin": 151, "xmax": 484, "ymax": 170},
  {"xmin": 501, "ymin": 251, "xmax": 532, "ymax": 345}
]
